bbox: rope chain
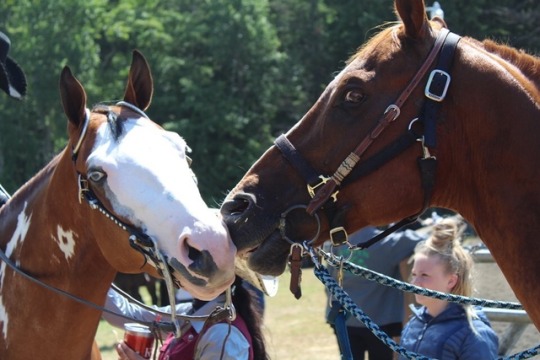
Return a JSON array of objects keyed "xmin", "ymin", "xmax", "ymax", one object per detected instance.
[{"xmin": 311, "ymin": 247, "xmax": 540, "ymax": 360}]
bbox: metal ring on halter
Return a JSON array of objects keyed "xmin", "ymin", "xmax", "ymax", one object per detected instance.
[
  {"xmin": 279, "ymin": 204, "xmax": 321, "ymax": 246},
  {"xmin": 408, "ymin": 117, "xmax": 420, "ymax": 131},
  {"xmin": 329, "ymin": 244, "xmax": 354, "ymax": 262}
]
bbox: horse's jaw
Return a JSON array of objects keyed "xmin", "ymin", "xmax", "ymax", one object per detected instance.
[{"xmin": 241, "ymin": 230, "xmax": 290, "ymax": 277}]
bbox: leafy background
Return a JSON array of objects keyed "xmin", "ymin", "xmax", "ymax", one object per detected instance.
[{"xmin": 0, "ymin": 0, "xmax": 538, "ymax": 205}]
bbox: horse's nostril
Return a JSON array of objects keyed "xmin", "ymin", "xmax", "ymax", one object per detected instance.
[
  {"xmin": 180, "ymin": 241, "xmax": 219, "ymax": 279},
  {"xmin": 222, "ymin": 193, "xmax": 255, "ymax": 216},
  {"xmin": 187, "ymin": 244, "xmax": 202, "ymax": 261}
]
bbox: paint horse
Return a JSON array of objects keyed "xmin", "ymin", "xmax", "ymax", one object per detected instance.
[
  {"xmin": 0, "ymin": 50, "xmax": 236, "ymax": 359},
  {"xmin": 221, "ymin": 0, "xmax": 540, "ymax": 332}
]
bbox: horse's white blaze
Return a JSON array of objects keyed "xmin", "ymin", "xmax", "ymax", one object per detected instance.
[
  {"xmin": 0, "ymin": 202, "xmax": 32, "ymax": 342},
  {"xmin": 51, "ymin": 225, "xmax": 77, "ymax": 262},
  {"xmin": 86, "ymin": 117, "xmax": 234, "ymax": 286}
]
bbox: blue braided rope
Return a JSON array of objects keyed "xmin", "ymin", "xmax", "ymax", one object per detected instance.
[
  {"xmin": 319, "ymin": 249, "xmax": 522, "ymax": 310},
  {"xmin": 313, "ymin": 255, "xmax": 540, "ymax": 360},
  {"xmin": 315, "ymin": 265, "xmax": 432, "ymax": 360}
]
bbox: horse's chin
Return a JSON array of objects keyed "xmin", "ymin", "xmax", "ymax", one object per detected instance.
[
  {"xmin": 167, "ymin": 257, "xmax": 235, "ymax": 301},
  {"xmin": 245, "ymin": 231, "xmax": 290, "ymax": 276},
  {"xmin": 178, "ymin": 274, "xmax": 235, "ymax": 301}
]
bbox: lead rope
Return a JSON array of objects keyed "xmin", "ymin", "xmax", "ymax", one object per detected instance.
[
  {"xmin": 151, "ymin": 237, "xmax": 181, "ymax": 339},
  {"xmin": 308, "ymin": 246, "xmax": 540, "ymax": 360},
  {"xmin": 320, "ymin": 249, "xmax": 522, "ymax": 309},
  {"xmin": 326, "ymin": 258, "xmax": 353, "ymax": 360}
]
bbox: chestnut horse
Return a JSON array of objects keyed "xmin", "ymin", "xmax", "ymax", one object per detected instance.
[
  {"xmin": 0, "ymin": 51, "xmax": 236, "ymax": 359},
  {"xmin": 221, "ymin": 0, "xmax": 540, "ymax": 332}
]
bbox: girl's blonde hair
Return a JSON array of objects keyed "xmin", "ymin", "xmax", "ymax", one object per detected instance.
[
  {"xmin": 414, "ymin": 216, "xmax": 479, "ymax": 329},
  {"xmin": 414, "ymin": 216, "xmax": 473, "ymax": 296}
]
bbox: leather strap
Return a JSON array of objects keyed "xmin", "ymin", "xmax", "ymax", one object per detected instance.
[
  {"xmin": 423, "ymin": 32, "xmax": 461, "ymax": 147},
  {"xmin": 288, "ymin": 245, "xmax": 303, "ymax": 299},
  {"xmin": 275, "ymin": 134, "xmax": 320, "ymax": 185},
  {"xmin": 327, "ymin": 300, "xmax": 353, "ymax": 360},
  {"xmin": 307, "ymin": 29, "xmax": 452, "ymax": 214}
]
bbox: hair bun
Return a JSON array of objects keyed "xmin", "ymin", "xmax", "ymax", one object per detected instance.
[{"xmin": 429, "ymin": 216, "xmax": 466, "ymax": 251}]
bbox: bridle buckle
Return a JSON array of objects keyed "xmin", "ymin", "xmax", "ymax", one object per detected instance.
[
  {"xmin": 307, "ymin": 175, "xmax": 330, "ymax": 198},
  {"xmin": 307, "ymin": 175, "xmax": 339, "ymax": 202},
  {"xmin": 425, "ymin": 69, "xmax": 451, "ymax": 102},
  {"xmin": 78, "ymin": 174, "xmax": 89, "ymax": 205}
]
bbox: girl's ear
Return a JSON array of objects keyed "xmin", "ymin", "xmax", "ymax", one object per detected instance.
[{"xmin": 447, "ymin": 273, "xmax": 458, "ymax": 291}]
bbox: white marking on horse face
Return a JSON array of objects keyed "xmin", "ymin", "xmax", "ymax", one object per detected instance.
[
  {"xmin": 51, "ymin": 225, "xmax": 77, "ymax": 262},
  {"xmin": 0, "ymin": 202, "xmax": 32, "ymax": 342},
  {"xmin": 88, "ymin": 118, "xmax": 206, "ymax": 230},
  {"xmin": 86, "ymin": 115, "xmax": 235, "ymax": 294}
]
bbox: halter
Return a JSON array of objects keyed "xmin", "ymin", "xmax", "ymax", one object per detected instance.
[
  {"xmin": 72, "ymin": 101, "xmax": 202, "ymax": 337},
  {"xmin": 72, "ymin": 102, "xmax": 169, "ymax": 270},
  {"xmin": 275, "ymin": 28, "xmax": 461, "ymax": 250}
]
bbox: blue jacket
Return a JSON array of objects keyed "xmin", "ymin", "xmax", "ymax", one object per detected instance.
[{"xmin": 399, "ymin": 303, "xmax": 499, "ymax": 360}]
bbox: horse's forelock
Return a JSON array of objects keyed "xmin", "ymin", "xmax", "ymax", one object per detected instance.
[
  {"xmin": 92, "ymin": 104, "xmax": 124, "ymax": 141},
  {"xmin": 347, "ymin": 24, "xmax": 401, "ymax": 65}
]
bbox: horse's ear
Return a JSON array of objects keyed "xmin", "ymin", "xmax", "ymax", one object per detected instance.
[
  {"xmin": 123, "ymin": 50, "xmax": 153, "ymax": 111},
  {"xmin": 59, "ymin": 66, "xmax": 87, "ymax": 129},
  {"xmin": 395, "ymin": 0, "xmax": 429, "ymax": 39}
]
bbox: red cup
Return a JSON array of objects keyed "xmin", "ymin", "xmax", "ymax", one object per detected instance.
[{"xmin": 124, "ymin": 323, "xmax": 155, "ymax": 359}]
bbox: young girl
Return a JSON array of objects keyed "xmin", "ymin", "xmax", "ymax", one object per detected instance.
[
  {"xmin": 399, "ymin": 217, "xmax": 499, "ymax": 359},
  {"xmin": 110, "ymin": 276, "xmax": 270, "ymax": 360}
]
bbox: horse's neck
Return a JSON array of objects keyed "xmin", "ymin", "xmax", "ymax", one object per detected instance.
[
  {"xmin": 0, "ymin": 152, "xmax": 115, "ymax": 358},
  {"xmin": 434, "ymin": 51, "xmax": 540, "ymax": 237},
  {"xmin": 1, "ymin": 154, "xmax": 103, "ymax": 272},
  {"xmin": 434, "ymin": 39, "xmax": 540, "ymax": 207},
  {"xmin": 429, "ymin": 41, "xmax": 540, "ymax": 330}
]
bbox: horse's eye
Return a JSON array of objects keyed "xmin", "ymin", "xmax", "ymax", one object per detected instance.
[
  {"xmin": 88, "ymin": 170, "xmax": 107, "ymax": 184},
  {"xmin": 344, "ymin": 89, "xmax": 365, "ymax": 104}
]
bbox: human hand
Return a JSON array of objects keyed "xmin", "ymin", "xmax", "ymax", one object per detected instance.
[{"xmin": 116, "ymin": 342, "xmax": 147, "ymax": 360}]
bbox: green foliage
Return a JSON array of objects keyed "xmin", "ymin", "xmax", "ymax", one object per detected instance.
[
  {"xmin": 0, "ymin": 0, "xmax": 538, "ymax": 202},
  {"xmin": 0, "ymin": 0, "xmax": 103, "ymax": 192}
]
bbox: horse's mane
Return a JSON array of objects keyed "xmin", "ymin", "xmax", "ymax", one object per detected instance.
[
  {"xmin": 462, "ymin": 36, "xmax": 540, "ymax": 98},
  {"xmin": 480, "ymin": 39, "xmax": 540, "ymax": 87},
  {"xmin": 3, "ymin": 154, "xmax": 61, "ymax": 209}
]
